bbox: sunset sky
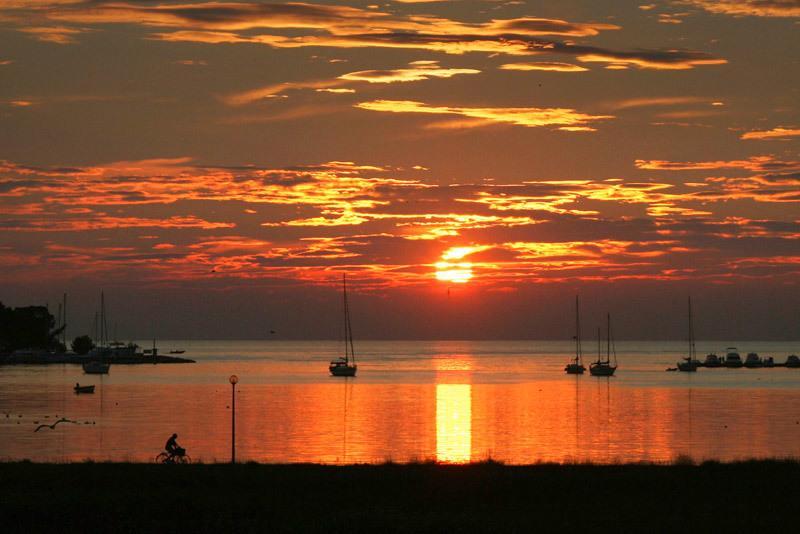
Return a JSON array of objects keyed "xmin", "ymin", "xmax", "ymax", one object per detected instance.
[{"xmin": 1, "ymin": 1, "xmax": 798, "ymax": 340}]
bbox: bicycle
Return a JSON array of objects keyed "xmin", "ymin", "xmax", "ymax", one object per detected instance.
[{"xmin": 154, "ymin": 451, "xmax": 191, "ymax": 464}]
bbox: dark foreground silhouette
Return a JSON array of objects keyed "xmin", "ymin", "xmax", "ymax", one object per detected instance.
[{"xmin": 2, "ymin": 460, "xmax": 799, "ymax": 532}]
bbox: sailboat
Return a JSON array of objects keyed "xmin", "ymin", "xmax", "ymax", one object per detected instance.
[
  {"xmin": 590, "ymin": 313, "xmax": 617, "ymax": 376},
  {"xmin": 677, "ymin": 297, "xmax": 699, "ymax": 372},
  {"xmin": 565, "ymin": 296, "xmax": 586, "ymax": 374},
  {"xmin": 329, "ymin": 274, "xmax": 357, "ymax": 377},
  {"xmin": 83, "ymin": 291, "xmax": 110, "ymax": 375}
]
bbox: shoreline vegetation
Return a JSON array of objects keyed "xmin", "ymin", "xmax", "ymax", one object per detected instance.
[
  {"xmin": 3, "ymin": 460, "xmax": 799, "ymax": 531},
  {"xmin": 0, "ymin": 301, "xmax": 195, "ymax": 365}
]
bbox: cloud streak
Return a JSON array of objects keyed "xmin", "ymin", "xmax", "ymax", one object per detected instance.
[
  {"xmin": 740, "ymin": 127, "xmax": 800, "ymax": 140},
  {"xmin": 355, "ymin": 100, "xmax": 613, "ymax": 130},
  {"xmin": 499, "ymin": 62, "xmax": 588, "ymax": 72},
  {"xmin": 677, "ymin": 1, "xmax": 800, "ymax": 17}
]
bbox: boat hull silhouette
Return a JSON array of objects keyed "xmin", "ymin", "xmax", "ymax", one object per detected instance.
[
  {"xmin": 82, "ymin": 361, "xmax": 110, "ymax": 374},
  {"xmin": 589, "ymin": 363, "xmax": 616, "ymax": 376},
  {"xmin": 330, "ymin": 360, "xmax": 357, "ymax": 377},
  {"xmin": 565, "ymin": 363, "xmax": 585, "ymax": 374}
]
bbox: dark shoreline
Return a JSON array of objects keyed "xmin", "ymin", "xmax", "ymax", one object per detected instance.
[
  {"xmin": 3, "ymin": 460, "xmax": 799, "ymax": 532},
  {"xmin": 0, "ymin": 354, "xmax": 195, "ymax": 365}
]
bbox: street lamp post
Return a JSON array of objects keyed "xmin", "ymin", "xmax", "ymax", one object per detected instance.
[{"xmin": 229, "ymin": 374, "xmax": 238, "ymax": 463}]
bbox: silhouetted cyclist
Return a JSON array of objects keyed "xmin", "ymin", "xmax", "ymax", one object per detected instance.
[{"xmin": 165, "ymin": 433, "xmax": 185, "ymax": 459}]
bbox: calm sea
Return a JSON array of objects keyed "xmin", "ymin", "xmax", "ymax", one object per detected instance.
[{"xmin": 2, "ymin": 340, "xmax": 799, "ymax": 464}]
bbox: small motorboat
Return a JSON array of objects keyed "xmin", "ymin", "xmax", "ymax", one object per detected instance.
[
  {"xmin": 744, "ymin": 353, "xmax": 762, "ymax": 368},
  {"xmin": 74, "ymin": 384, "xmax": 95, "ymax": 394},
  {"xmin": 786, "ymin": 355, "xmax": 800, "ymax": 368},
  {"xmin": 763, "ymin": 356, "xmax": 775, "ymax": 368},
  {"xmin": 704, "ymin": 353, "xmax": 722, "ymax": 367}
]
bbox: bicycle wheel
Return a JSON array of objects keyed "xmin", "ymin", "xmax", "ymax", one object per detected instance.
[
  {"xmin": 154, "ymin": 452, "xmax": 169, "ymax": 464},
  {"xmin": 174, "ymin": 454, "xmax": 190, "ymax": 464}
]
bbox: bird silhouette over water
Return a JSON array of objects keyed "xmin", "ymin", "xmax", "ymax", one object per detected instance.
[{"xmin": 34, "ymin": 417, "xmax": 78, "ymax": 432}]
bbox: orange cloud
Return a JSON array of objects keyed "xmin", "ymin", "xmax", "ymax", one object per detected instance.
[
  {"xmin": 223, "ymin": 79, "xmax": 350, "ymax": 105},
  {"xmin": 18, "ymin": 26, "xmax": 88, "ymax": 44},
  {"xmin": 499, "ymin": 62, "xmax": 588, "ymax": 72},
  {"xmin": 4, "ymin": 215, "xmax": 234, "ymax": 232},
  {"xmin": 355, "ymin": 100, "xmax": 613, "ymax": 130},
  {"xmin": 740, "ymin": 127, "xmax": 800, "ymax": 140},
  {"xmin": 610, "ymin": 96, "xmax": 713, "ymax": 109},
  {"xmin": 225, "ymin": 61, "xmax": 480, "ymax": 105},
  {"xmin": 635, "ymin": 155, "xmax": 800, "ymax": 172},
  {"xmin": 677, "ymin": 1, "xmax": 800, "ymax": 17},
  {"xmin": 577, "ymin": 52, "xmax": 727, "ymax": 70},
  {"xmin": 339, "ymin": 61, "xmax": 480, "ymax": 83}
]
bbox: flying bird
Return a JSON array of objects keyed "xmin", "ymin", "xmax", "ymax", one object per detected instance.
[{"xmin": 34, "ymin": 417, "xmax": 78, "ymax": 432}]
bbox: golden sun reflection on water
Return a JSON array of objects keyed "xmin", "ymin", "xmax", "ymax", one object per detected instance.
[{"xmin": 436, "ymin": 384, "xmax": 472, "ymax": 463}]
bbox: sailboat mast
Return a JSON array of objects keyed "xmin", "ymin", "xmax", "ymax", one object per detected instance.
[
  {"xmin": 63, "ymin": 293, "xmax": 67, "ymax": 347},
  {"xmin": 342, "ymin": 274, "xmax": 355, "ymax": 365},
  {"xmin": 347, "ymin": 285, "xmax": 355, "ymax": 366},
  {"xmin": 99, "ymin": 291, "xmax": 104, "ymax": 348},
  {"xmin": 575, "ymin": 295, "xmax": 582, "ymax": 365},
  {"xmin": 689, "ymin": 297, "xmax": 694, "ymax": 361},
  {"xmin": 606, "ymin": 313, "xmax": 611, "ymax": 365},
  {"xmin": 342, "ymin": 275, "xmax": 348, "ymax": 363},
  {"xmin": 597, "ymin": 327, "xmax": 601, "ymax": 363}
]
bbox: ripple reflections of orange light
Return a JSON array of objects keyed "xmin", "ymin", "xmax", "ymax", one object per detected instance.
[{"xmin": 436, "ymin": 384, "xmax": 472, "ymax": 463}]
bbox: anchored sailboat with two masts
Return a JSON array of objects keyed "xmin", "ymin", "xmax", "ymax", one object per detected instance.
[
  {"xmin": 329, "ymin": 274, "xmax": 357, "ymax": 377},
  {"xmin": 590, "ymin": 313, "xmax": 617, "ymax": 377}
]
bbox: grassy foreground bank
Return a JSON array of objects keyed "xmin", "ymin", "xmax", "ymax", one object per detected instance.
[{"xmin": 3, "ymin": 460, "xmax": 800, "ymax": 532}]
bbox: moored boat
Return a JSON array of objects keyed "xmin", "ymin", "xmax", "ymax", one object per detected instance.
[
  {"xmin": 723, "ymin": 348, "xmax": 743, "ymax": 368},
  {"xmin": 74, "ymin": 383, "xmax": 95, "ymax": 394},
  {"xmin": 744, "ymin": 352, "xmax": 762, "ymax": 368},
  {"xmin": 786, "ymin": 355, "xmax": 800, "ymax": 368},
  {"xmin": 329, "ymin": 274, "xmax": 358, "ymax": 377},
  {"xmin": 565, "ymin": 295, "xmax": 586, "ymax": 375},
  {"xmin": 704, "ymin": 353, "xmax": 721, "ymax": 367},
  {"xmin": 590, "ymin": 314, "xmax": 617, "ymax": 377}
]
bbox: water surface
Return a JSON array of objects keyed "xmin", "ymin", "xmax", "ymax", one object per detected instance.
[{"xmin": 2, "ymin": 340, "xmax": 799, "ymax": 463}]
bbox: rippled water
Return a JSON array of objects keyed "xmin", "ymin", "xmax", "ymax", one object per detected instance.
[{"xmin": 2, "ymin": 340, "xmax": 799, "ymax": 463}]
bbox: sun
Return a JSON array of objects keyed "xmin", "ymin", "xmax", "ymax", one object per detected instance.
[
  {"xmin": 434, "ymin": 245, "xmax": 488, "ymax": 283},
  {"xmin": 435, "ymin": 262, "xmax": 473, "ymax": 283}
]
